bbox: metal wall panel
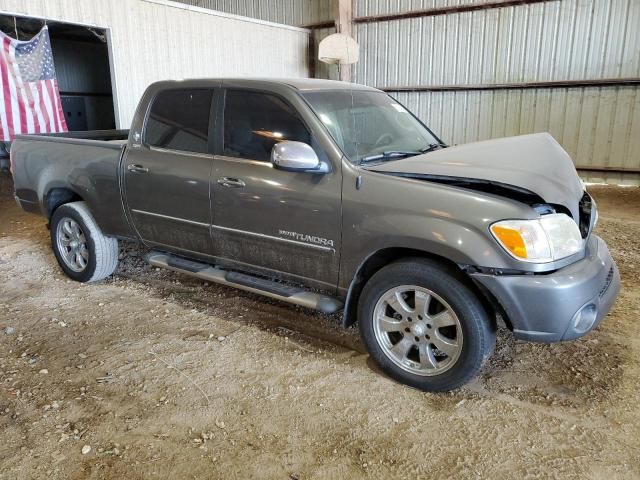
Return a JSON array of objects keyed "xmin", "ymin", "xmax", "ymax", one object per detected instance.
[
  {"xmin": 354, "ymin": 0, "xmax": 640, "ymax": 183},
  {"xmin": 392, "ymin": 85, "xmax": 640, "ymax": 184},
  {"xmin": 355, "ymin": 0, "xmax": 640, "ymax": 87},
  {"xmin": 0, "ymin": 0, "xmax": 310, "ymax": 128},
  {"xmin": 175, "ymin": 0, "xmax": 334, "ymax": 25}
]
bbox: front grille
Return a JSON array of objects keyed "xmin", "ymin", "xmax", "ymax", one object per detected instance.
[
  {"xmin": 599, "ymin": 267, "xmax": 614, "ymax": 298},
  {"xmin": 578, "ymin": 192, "xmax": 593, "ymax": 238}
]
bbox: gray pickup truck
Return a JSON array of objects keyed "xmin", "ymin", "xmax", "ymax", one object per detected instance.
[{"xmin": 10, "ymin": 78, "xmax": 620, "ymax": 391}]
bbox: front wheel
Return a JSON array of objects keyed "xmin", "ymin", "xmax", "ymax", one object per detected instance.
[
  {"xmin": 358, "ymin": 259, "xmax": 495, "ymax": 392},
  {"xmin": 50, "ymin": 201, "xmax": 119, "ymax": 283}
]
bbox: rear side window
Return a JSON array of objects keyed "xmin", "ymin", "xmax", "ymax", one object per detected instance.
[
  {"xmin": 145, "ymin": 89, "xmax": 213, "ymax": 154},
  {"xmin": 223, "ymin": 90, "xmax": 311, "ymax": 162}
]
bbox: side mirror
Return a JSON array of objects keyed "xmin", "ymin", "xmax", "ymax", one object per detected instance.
[{"xmin": 271, "ymin": 141, "xmax": 327, "ymax": 173}]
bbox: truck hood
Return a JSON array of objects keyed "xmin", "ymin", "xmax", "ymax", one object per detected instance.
[{"xmin": 366, "ymin": 132, "xmax": 584, "ymax": 219}]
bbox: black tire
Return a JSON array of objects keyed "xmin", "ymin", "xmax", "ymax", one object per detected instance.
[
  {"xmin": 358, "ymin": 258, "xmax": 495, "ymax": 392},
  {"xmin": 50, "ymin": 201, "xmax": 119, "ymax": 283}
]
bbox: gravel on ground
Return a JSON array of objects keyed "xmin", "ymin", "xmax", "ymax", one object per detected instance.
[{"xmin": 1, "ymin": 173, "xmax": 639, "ymax": 479}]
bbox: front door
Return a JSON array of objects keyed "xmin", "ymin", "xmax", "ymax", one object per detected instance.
[
  {"xmin": 124, "ymin": 88, "xmax": 215, "ymax": 255},
  {"xmin": 211, "ymin": 89, "xmax": 342, "ymax": 289}
]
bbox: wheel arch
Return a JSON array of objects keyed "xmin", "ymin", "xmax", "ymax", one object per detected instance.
[
  {"xmin": 341, "ymin": 247, "xmax": 500, "ymax": 329},
  {"xmin": 44, "ymin": 187, "xmax": 84, "ymax": 220}
]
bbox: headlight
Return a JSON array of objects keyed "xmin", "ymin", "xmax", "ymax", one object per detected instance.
[{"xmin": 490, "ymin": 213, "xmax": 583, "ymax": 263}]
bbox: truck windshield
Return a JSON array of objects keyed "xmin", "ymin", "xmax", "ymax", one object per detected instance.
[{"xmin": 302, "ymin": 90, "xmax": 443, "ymax": 165}]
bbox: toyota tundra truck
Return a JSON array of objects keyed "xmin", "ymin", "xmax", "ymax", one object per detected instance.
[{"xmin": 10, "ymin": 78, "xmax": 620, "ymax": 392}]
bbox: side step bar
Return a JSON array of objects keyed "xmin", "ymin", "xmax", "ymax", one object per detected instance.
[{"xmin": 146, "ymin": 252, "xmax": 344, "ymax": 314}]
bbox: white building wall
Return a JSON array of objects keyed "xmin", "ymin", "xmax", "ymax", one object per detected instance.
[{"xmin": 0, "ymin": 0, "xmax": 310, "ymax": 128}]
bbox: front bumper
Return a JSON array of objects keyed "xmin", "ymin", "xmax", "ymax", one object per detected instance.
[{"xmin": 471, "ymin": 235, "xmax": 620, "ymax": 342}]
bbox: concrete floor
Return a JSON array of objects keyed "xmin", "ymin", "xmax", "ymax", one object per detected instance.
[{"xmin": 1, "ymin": 172, "xmax": 639, "ymax": 479}]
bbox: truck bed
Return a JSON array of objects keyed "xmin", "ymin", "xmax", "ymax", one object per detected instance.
[
  {"xmin": 18, "ymin": 129, "xmax": 129, "ymax": 142},
  {"xmin": 10, "ymin": 130, "xmax": 134, "ymax": 239},
  {"xmin": 2, "ymin": 130, "xmax": 128, "ymax": 171}
]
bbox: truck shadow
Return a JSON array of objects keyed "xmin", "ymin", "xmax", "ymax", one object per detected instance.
[{"xmin": 114, "ymin": 240, "xmax": 365, "ymax": 354}]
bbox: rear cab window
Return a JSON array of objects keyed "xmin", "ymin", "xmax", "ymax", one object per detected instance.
[{"xmin": 145, "ymin": 89, "xmax": 213, "ymax": 154}]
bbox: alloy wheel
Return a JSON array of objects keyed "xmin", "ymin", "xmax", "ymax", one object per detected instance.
[
  {"xmin": 56, "ymin": 217, "xmax": 89, "ymax": 272},
  {"xmin": 372, "ymin": 285, "xmax": 463, "ymax": 376}
]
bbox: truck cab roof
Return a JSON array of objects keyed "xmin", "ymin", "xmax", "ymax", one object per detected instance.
[{"xmin": 147, "ymin": 77, "xmax": 382, "ymax": 93}]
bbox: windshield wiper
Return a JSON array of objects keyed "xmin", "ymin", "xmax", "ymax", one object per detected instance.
[
  {"xmin": 360, "ymin": 142, "xmax": 448, "ymax": 164},
  {"xmin": 420, "ymin": 142, "xmax": 448, "ymax": 154},
  {"xmin": 360, "ymin": 150, "xmax": 422, "ymax": 164}
]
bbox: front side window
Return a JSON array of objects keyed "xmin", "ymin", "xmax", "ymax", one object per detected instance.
[
  {"xmin": 145, "ymin": 89, "xmax": 212, "ymax": 154},
  {"xmin": 302, "ymin": 90, "xmax": 441, "ymax": 164},
  {"xmin": 223, "ymin": 90, "xmax": 312, "ymax": 162}
]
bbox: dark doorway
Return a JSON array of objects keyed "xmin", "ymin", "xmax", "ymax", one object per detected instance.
[{"xmin": 0, "ymin": 15, "xmax": 116, "ymax": 132}]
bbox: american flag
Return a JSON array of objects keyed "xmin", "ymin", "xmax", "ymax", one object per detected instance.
[{"xmin": 0, "ymin": 26, "xmax": 67, "ymax": 141}]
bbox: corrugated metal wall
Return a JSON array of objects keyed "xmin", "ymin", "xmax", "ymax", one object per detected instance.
[
  {"xmin": 0, "ymin": 0, "xmax": 310, "ymax": 128},
  {"xmin": 392, "ymin": 86, "xmax": 640, "ymax": 184},
  {"xmin": 352, "ymin": 0, "xmax": 640, "ymax": 184},
  {"xmin": 355, "ymin": 0, "xmax": 639, "ymax": 87},
  {"xmin": 175, "ymin": 0, "xmax": 334, "ymax": 25}
]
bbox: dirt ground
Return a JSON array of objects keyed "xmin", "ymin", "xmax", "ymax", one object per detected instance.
[{"xmin": 0, "ymin": 171, "xmax": 639, "ymax": 480}]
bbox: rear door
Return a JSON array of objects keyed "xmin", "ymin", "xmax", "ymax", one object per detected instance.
[
  {"xmin": 123, "ymin": 88, "xmax": 216, "ymax": 255},
  {"xmin": 211, "ymin": 88, "xmax": 342, "ymax": 289}
]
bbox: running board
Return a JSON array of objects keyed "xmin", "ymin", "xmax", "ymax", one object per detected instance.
[{"xmin": 146, "ymin": 252, "xmax": 343, "ymax": 314}]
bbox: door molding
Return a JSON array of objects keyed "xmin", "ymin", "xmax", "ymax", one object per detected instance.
[
  {"xmin": 131, "ymin": 209, "xmax": 210, "ymax": 228},
  {"xmin": 211, "ymin": 224, "xmax": 336, "ymax": 253}
]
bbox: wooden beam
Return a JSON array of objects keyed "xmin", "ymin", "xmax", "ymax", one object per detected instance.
[
  {"xmin": 335, "ymin": 0, "xmax": 353, "ymax": 36},
  {"xmin": 300, "ymin": 20, "xmax": 335, "ymax": 30},
  {"xmin": 307, "ymin": 32, "xmax": 316, "ymax": 78},
  {"xmin": 305, "ymin": 0, "xmax": 555, "ymax": 29},
  {"xmin": 334, "ymin": 0, "xmax": 353, "ymax": 82},
  {"xmin": 353, "ymin": 0, "xmax": 557, "ymax": 24},
  {"xmin": 381, "ymin": 78, "xmax": 640, "ymax": 92}
]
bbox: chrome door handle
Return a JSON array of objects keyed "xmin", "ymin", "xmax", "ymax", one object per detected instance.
[
  {"xmin": 217, "ymin": 177, "xmax": 245, "ymax": 188},
  {"xmin": 127, "ymin": 164, "xmax": 149, "ymax": 173}
]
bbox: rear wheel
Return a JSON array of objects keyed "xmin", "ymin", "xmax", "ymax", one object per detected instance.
[
  {"xmin": 358, "ymin": 258, "xmax": 495, "ymax": 392},
  {"xmin": 50, "ymin": 201, "xmax": 119, "ymax": 282}
]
